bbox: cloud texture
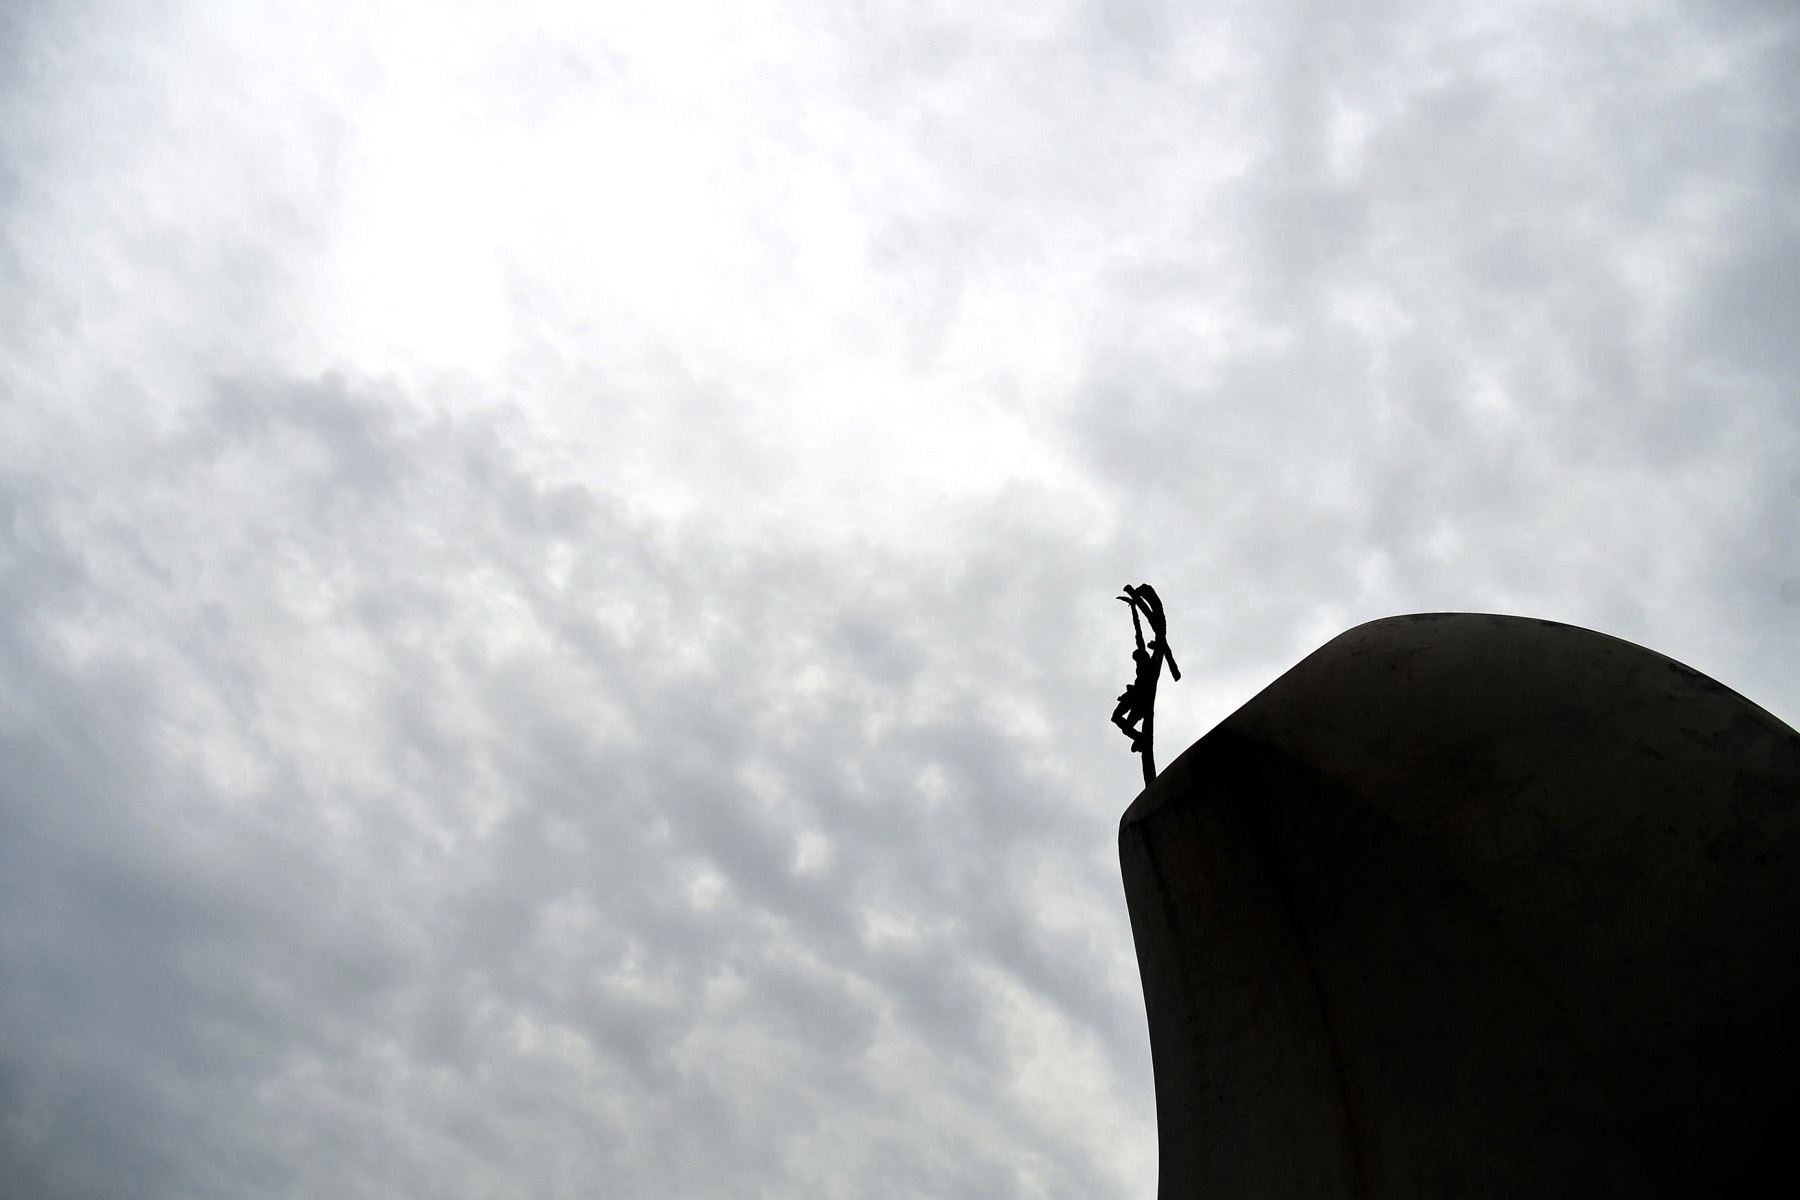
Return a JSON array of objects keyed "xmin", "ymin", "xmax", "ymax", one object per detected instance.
[{"xmin": 2, "ymin": 1, "xmax": 1796, "ymax": 1196}]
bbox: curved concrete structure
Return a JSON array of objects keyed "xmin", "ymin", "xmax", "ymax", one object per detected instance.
[{"xmin": 1120, "ymin": 614, "xmax": 1800, "ymax": 1197}]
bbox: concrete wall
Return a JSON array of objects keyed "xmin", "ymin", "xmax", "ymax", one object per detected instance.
[{"xmin": 1120, "ymin": 613, "xmax": 1800, "ymax": 1197}]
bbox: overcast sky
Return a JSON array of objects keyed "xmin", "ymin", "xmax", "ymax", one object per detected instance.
[{"xmin": 2, "ymin": 1, "xmax": 1796, "ymax": 1196}]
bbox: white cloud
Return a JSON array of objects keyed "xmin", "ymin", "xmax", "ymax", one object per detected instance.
[{"xmin": 3, "ymin": 1, "xmax": 1797, "ymax": 1197}]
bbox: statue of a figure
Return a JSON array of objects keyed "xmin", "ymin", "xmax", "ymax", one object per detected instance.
[{"xmin": 1113, "ymin": 583, "xmax": 1181, "ymax": 786}]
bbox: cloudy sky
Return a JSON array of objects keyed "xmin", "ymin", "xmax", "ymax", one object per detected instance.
[{"xmin": 2, "ymin": 0, "xmax": 1796, "ymax": 1196}]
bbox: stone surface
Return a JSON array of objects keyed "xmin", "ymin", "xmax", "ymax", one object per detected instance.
[{"xmin": 1119, "ymin": 613, "xmax": 1800, "ymax": 1198}]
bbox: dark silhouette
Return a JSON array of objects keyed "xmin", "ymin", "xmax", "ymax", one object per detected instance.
[
  {"xmin": 1112, "ymin": 583, "xmax": 1180, "ymax": 786},
  {"xmin": 1120, "ymin": 614, "xmax": 1800, "ymax": 1197}
]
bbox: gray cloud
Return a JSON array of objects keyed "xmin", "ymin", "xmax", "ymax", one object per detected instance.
[
  {"xmin": 2, "ymin": 372, "xmax": 1148, "ymax": 1197},
  {"xmin": 2, "ymin": 1, "xmax": 1796, "ymax": 1197}
]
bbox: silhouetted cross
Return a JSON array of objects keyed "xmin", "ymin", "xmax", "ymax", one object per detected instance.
[{"xmin": 1112, "ymin": 583, "xmax": 1180, "ymax": 787}]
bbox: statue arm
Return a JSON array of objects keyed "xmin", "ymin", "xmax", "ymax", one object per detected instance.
[{"xmin": 1121, "ymin": 592, "xmax": 1148, "ymax": 654}]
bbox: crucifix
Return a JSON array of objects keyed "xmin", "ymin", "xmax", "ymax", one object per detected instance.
[{"xmin": 1112, "ymin": 583, "xmax": 1181, "ymax": 786}]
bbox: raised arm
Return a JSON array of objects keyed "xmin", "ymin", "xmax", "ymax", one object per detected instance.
[
  {"xmin": 1119, "ymin": 592, "xmax": 1148, "ymax": 655},
  {"xmin": 1127, "ymin": 585, "xmax": 1180, "ymax": 681}
]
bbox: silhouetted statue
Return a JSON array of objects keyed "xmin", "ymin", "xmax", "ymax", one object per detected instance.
[
  {"xmin": 1119, "ymin": 614, "xmax": 1800, "ymax": 1197},
  {"xmin": 1113, "ymin": 583, "xmax": 1181, "ymax": 786}
]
